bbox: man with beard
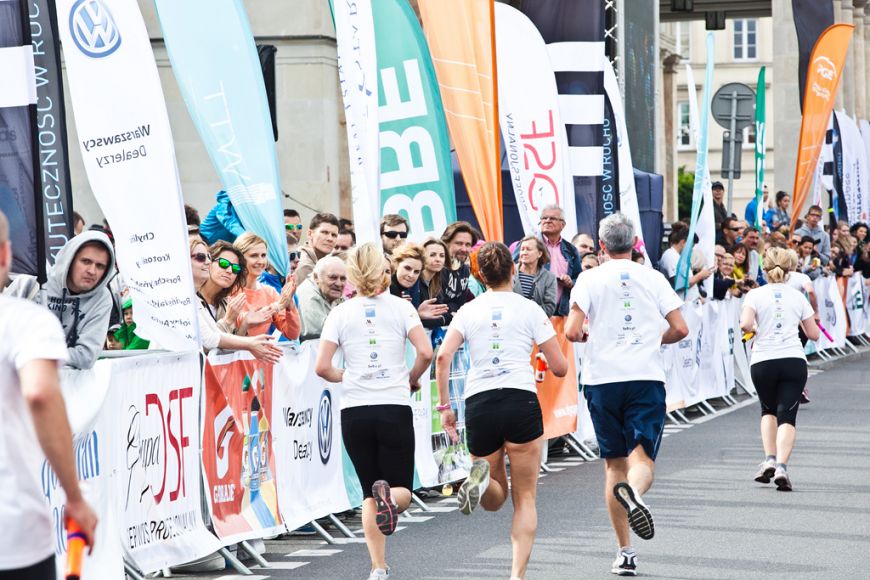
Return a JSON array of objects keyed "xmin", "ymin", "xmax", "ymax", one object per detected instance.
[{"xmin": 440, "ymin": 221, "xmax": 478, "ymax": 319}]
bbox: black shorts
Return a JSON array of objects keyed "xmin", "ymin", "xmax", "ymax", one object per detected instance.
[
  {"xmin": 750, "ymin": 358, "xmax": 808, "ymax": 427},
  {"xmin": 465, "ymin": 388, "xmax": 544, "ymax": 457},
  {"xmin": 341, "ymin": 404, "xmax": 415, "ymax": 498},
  {"xmin": 0, "ymin": 555, "xmax": 55, "ymax": 580}
]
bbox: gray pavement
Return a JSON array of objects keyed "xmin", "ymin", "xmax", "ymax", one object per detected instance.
[{"xmin": 169, "ymin": 354, "xmax": 869, "ymax": 580}]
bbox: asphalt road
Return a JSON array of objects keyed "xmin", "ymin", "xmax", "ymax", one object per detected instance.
[{"xmin": 171, "ymin": 354, "xmax": 870, "ymax": 580}]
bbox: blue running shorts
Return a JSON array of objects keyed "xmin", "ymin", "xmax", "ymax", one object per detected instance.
[{"xmin": 584, "ymin": 381, "xmax": 666, "ymax": 460}]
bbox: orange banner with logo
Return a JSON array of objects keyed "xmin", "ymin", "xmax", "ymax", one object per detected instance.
[
  {"xmin": 791, "ymin": 24, "xmax": 854, "ymax": 230},
  {"xmin": 418, "ymin": 0, "xmax": 503, "ymax": 242},
  {"xmin": 532, "ymin": 317, "xmax": 579, "ymax": 438}
]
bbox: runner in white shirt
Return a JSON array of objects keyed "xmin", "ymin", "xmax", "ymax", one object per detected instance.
[
  {"xmin": 741, "ymin": 248, "xmax": 820, "ymax": 492},
  {"xmin": 436, "ymin": 242, "xmax": 567, "ymax": 580},
  {"xmin": 0, "ymin": 210, "xmax": 97, "ymax": 578},
  {"xmin": 785, "ymin": 263, "xmax": 819, "ymax": 404},
  {"xmin": 315, "ymin": 243, "xmax": 432, "ymax": 580},
  {"xmin": 565, "ymin": 213, "xmax": 688, "ymax": 577}
]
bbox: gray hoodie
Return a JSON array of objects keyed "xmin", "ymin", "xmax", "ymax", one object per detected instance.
[{"xmin": 5, "ymin": 231, "xmax": 116, "ymax": 369}]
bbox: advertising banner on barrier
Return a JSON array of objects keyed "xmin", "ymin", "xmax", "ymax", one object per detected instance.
[
  {"xmin": 846, "ymin": 272, "xmax": 866, "ymax": 336},
  {"xmin": 45, "ymin": 362, "xmax": 123, "ymax": 579},
  {"xmin": 815, "ymin": 275, "xmax": 847, "ymax": 350},
  {"xmin": 834, "ymin": 110, "xmax": 870, "ymax": 224},
  {"xmin": 373, "ymin": 0, "xmax": 457, "ymax": 241},
  {"xmin": 664, "ymin": 302, "xmax": 702, "ymax": 410},
  {"xmin": 112, "ymin": 352, "xmax": 221, "ymax": 572},
  {"xmin": 495, "ymin": 2, "xmax": 576, "ymax": 240},
  {"xmin": 202, "ymin": 351, "xmax": 283, "ymax": 543},
  {"xmin": 56, "ymin": 0, "xmax": 200, "ymax": 350},
  {"xmin": 535, "ymin": 317, "xmax": 579, "ymax": 438},
  {"xmin": 155, "ymin": 0, "xmax": 289, "ymax": 275},
  {"xmin": 272, "ymin": 342, "xmax": 361, "ymax": 531}
]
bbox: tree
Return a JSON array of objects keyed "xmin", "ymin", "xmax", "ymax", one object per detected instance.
[{"xmin": 677, "ymin": 166, "xmax": 694, "ymax": 221}]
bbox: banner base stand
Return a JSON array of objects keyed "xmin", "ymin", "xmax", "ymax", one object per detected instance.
[
  {"xmin": 239, "ymin": 541, "xmax": 270, "ymax": 569},
  {"xmin": 410, "ymin": 493, "xmax": 432, "ymax": 512},
  {"xmin": 565, "ymin": 433, "xmax": 598, "ymax": 461},
  {"xmin": 310, "ymin": 520, "xmax": 338, "ymax": 545},
  {"xmin": 124, "ymin": 562, "xmax": 145, "ymax": 580},
  {"xmin": 328, "ymin": 513, "xmax": 359, "ymax": 537},
  {"xmin": 219, "ymin": 546, "xmax": 253, "ymax": 575}
]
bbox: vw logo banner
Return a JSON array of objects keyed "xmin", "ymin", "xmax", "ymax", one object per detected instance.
[{"xmin": 69, "ymin": 0, "xmax": 121, "ymax": 58}]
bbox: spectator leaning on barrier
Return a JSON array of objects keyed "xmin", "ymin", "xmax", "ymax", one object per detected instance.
[
  {"xmin": 198, "ymin": 241, "xmax": 248, "ymax": 336},
  {"xmin": 565, "ymin": 212, "xmax": 688, "ymax": 576},
  {"xmin": 0, "ymin": 209, "xmax": 98, "ymax": 579},
  {"xmin": 284, "ymin": 208, "xmax": 304, "ymax": 243},
  {"xmin": 5, "ymin": 231, "xmax": 115, "ymax": 370},
  {"xmin": 389, "ymin": 242, "xmax": 449, "ymax": 326},
  {"xmin": 794, "ymin": 205, "xmax": 831, "ymax": 265},
  {"xmin": 512, "ymin": 235, "xmax": 557, "ymax": 317},
  {"xmin": 295, "ymin": 212, "xmax": 340, "ymax": 284},
  {"xmin": 440, "ymin": 221, "xmax": 478, "ymax": 316},
  {"xmin": 200, "ymin": 190, "xmax": 245, "ymax": 245},
  {"xmin": 114, "ymin": 297, "xmax": 150, "ymax": 350},
  {"xmin": 297, "ymin": 255, "xmax": 347, "ymax": 341},
  {"xmin": 380, "ymin": 214, "xmax": 410, "ymax": 255},
  {"xmin": 742, "ymin": 226, "xmax": 762, "ymax": 281}
]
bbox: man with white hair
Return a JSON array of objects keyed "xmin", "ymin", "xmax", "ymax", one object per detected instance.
[
  {"xmin": 565, "ymin": 212, "xmax": 688, "ymax": 577},
  {"xmin": 296, "ymin": 255, "xmax": 347, "ymax": 341}
]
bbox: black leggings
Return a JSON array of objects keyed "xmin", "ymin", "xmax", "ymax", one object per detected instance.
[
  {"xmin": 341, "ymin": 404, "xmax": 415, "ymax": 498},
  {"xmin": 0, "ymin": 555, "xmax": 55, "ymax": 580},
  {"xmin": 750, "ymin": 358, "xmax": 808, "ymax": 426}
]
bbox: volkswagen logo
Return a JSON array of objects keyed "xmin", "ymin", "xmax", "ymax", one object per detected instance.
[
  {"xmin": 317, "ymin": 389, "xmax": 333, "ymax": 465},
  {"xmin": 69, "ymin": 0, "xmax": 122, "ymax": 58}
]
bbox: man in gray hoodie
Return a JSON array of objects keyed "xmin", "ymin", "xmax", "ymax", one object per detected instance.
[{"xmin": 5, "ymin": 231, "xmax": 116, "ymax": 370}]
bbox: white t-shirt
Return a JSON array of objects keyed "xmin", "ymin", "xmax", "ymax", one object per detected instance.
[
  {"xmin": 786, "ymin": 271, "xmax": 813, "ymax": 296},
  {"xmin": 448, "ymin": 291, "xmax": 555, "ymax": 399},
  {"xmin": 570, "ymin": 259, "xmax": 683, "ymax": 385},
  {"xmin": 743, "ymin": 284, "xmax": 814, "ymax": 364},
  {"xmin": 320, "ymin": 293, "xmax": 422, "ymax": 409},
  {"xmin": 0, "ymin": 296, "xmax": 69, "ymax": 569},
  {"xmin": 658, "ymin": 247, "xmax": 680, "ymax": 278}
]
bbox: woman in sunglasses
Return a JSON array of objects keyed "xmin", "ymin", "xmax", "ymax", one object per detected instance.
[
  {"xmin": 233, "ymin": 233, "xmax": 301, "ymax": 340},
  {"xmin": 199, "ymin": 241, "xmax": 248, "ymax": 336},
  {"xmin": 190, "ymin": 237, "xmax": 281, "ymax": 363}
]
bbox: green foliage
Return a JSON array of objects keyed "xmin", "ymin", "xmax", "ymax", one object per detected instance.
[{"xmin": 677, "ymin": 166, "xmax": 694, "ymax": 221}]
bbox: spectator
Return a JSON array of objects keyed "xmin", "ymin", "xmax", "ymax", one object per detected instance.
[
  {"xmin": 72, "ymin": 211, "xmax": 86, "ymax": 236},
  {"xmin": 719, "ymin": 216, "xmax": 742, "ymax": 247},
  {"xmin": 184, "ymin": 204, "xmax": 201, "ymax": 234},
  {"xmin": 297, "ymin": 256, "xmax": 347, "ymax": 341},
  {"xmin": 744, "ymin": 185, "xmax": 773, "ymax": 228},
  {"xmin": 512, "ymin": 235, "xmax": 557, "ymax": 316},
  {"xmin": 658, "ymin": 223, "xmax": 688, "ymax": 279},
  {"xmin": 189, "ymin": 237, "xmax": 281, "ymax": 362},
  {"xmin": 440, "ymin": 221, "xmax": 478, "ymax": 317},
  {"xmin": 852, "ymin": 222, "xmax": 870, "ymax": 277},
  {"xmin": 831, "ymin": 236, "xmax": 856, "ymax": 278},
  {"xmin": 572, "ymin": 232, "xmax": 596, "ymax": 256},
  {"xmin": 797, "ymin": 235, "xmax": 822, "ymax": 280},
  {"xmin": 743, "ymin": 226, "xmax": 762, "ymax": 280},
  {"xmin": 767, "ymin": 231, "xmax": 788, "ymax": 249},
  {"xmin": 233, "ymin": 232, "xmax": 301, "ymax": 340},
  {"xmin": 335, "ymin": 228, "xmax": 356, "ymax": 253},
  {"xmin": 712, "ymin": 253, "xmax": 744, "ymax": 300},
  {"xmin": 631, "ymin": 249, "xmax": 645, "ymax": 265},
  {"xmin": 788, "ymin": 232, "xmax": 803, "ymax": 250},
  {"xmin": 581, "ymin": 252, "xmax": 600, "ymax": 271},
  {"xmin": 200, "ymin": 190, "xmax": 245, "ymax": 245},
  {"xmin": 389, "ymin": 242, "xmax": 449, "ymax": 325},
  {"xmin": 770, "ymin": 191, "xmax": 791, "ymax": 230},
  {"xmin": 198, "ymin": 241, "xmax": 247, "ymax": 336},
  {"xmin": 794, "ymin": 205, "xmax": 831, "ymax": 265},
  {"xmin": 284, "ymin": 208, "xmax": 304, "ymax": 243},
  {"xmin": 850, "ymin": 221, "xmax": 868, "ymax": 245},
  {"xmin": 114, "ymin": 297, "xmax": 150, "ymax": 350},
  {"xmin": 295, "ymin": 212, "xmax": 340, "ymax": 284},
  {"xmin": 5, "ymin": 231, "xmax": 115, "ymax": 370},
  {"xmin": 105, "ymin": 324, "xmax": 123, "ymax": 350},
  {"xmin": 685, "ymin": 248, "xmax": 712, "ymax": 303},
  {"xmin": 730, "ymin": 243, "xmax": 749, "ymax": 281},
  {"xmin": 711, "ymin": 181, "xmax": 732, "ymax": 229},
  {"xmin": 419, "ymin": 238, "xmax": 451, "ymax": 328},
  {"xmin": 288, "ymin": 235, "xmax": 300, "ymax": 271},
  {"xmin": 338, "ymin": 217, "xmax": 354, "ymax": 232},
  {"xmin": 0, "ymin": 209, "xmax": 99, "ymax": 579},
  {"xmin": 381, "ymin": 214, "xmax": 410, "ymax": 255}
]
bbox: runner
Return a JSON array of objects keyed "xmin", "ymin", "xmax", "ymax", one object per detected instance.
[
  {"xmin": 565, "ymin": 213, "xmax": 688, "ymax": 577},
  {"xmin": 436, "ymin": 242, "xmax": 568, "ymax": 580},
  {"xmin": 740, "ymin": 248, "xmax": 820, "ymax": 491},
  {"xmin": 315, "ymin": 243, "xmax": 433, "ymax": 580}
]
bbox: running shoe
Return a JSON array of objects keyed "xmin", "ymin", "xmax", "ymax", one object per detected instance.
[
  {"xmin": 613, "ymin": 482, "xmax": 655, "ymax": 540},
  {"xmin": 754, "ymin": 458, "xmax": 776, "ymax": 484},
  {"xmin": 611, "ymin": 548, "xmax": 638, "ymax": 576},
  {"xmin": 800, "ymin": 388, "xmax": 811, "ymax": 404},
  {"xmin": 372, "ymin": 480, "xmax": 398, "ymax": 536},
  {"xmin": 773, "ymin": 467, "xmax": 792, "ymax": 492},
  {"xmin": 367, "ymin": 567, "xmax": 389, "ymax": 579},
  {"xmin": 458, "ymin": 458, "xmax": 490, "ymax": 515}
]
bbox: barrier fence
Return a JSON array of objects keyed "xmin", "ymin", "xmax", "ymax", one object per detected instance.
[{"xmin": 47, "ymin": 273, "xmax": 870, "ymax": 576}]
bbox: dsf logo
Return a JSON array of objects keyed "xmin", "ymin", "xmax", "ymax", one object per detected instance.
[
  {"xmin": 69, "ymin": 0, "xmax": 121, "ymax": 58},
  {"xmin": 317, "ymin": 389, "xmax": 333, "ymax": 465}
]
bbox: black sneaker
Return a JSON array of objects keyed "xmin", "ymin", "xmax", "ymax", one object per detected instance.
[
  {"xmin": 613, "ymin": 482, "xmax": 655, "ymax": 540},
  {"xmin": 372, "ymin": 480, "xmax": 398, "ymax": 535},
  {"xmin": 611, "ymin": 548, "xmax": 638, "ymax": 576}
]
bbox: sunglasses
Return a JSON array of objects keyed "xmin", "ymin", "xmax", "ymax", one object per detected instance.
[
  {"xmin": 728, "ymin": 227, "xmax": 742, "ymax": 232},
  {"xmin": 191, "ymin": 252, "xmax": 210, "ymax": 264},
  {"xmin": 288, "ymin": 251, "xmax": 299, "ymax": 261},
  {"xmin": 382, "ymin": 231, "xmax": 409, "ymax": 239},
  {"xmin": 216, "ymin": 257, "xmax": 241, "ymax": 274},
  {"xmin": 285, "ymin": 223, "xmax": 304, "ymax": 231}
]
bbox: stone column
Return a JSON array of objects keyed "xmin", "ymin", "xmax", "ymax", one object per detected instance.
[
  {"xmin": 840, "ymin": 0, "xmax": 857, "ymax": 115},
  {"xmin": 662, "ymin": 52, "xmax": 680, "ymax": 222},
  {"xmin": 773, "ymin": 0, "xmax": 801, "ymax": 197},
  {"xmin": 854, "ymin": 1, "xmax": 868, "ymax": 119},
  {"xmin": 865, "ymin": 6, "xmax": 870, "ymax": 118}
]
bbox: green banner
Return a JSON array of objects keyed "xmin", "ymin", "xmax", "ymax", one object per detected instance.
[
  {"xmin": 372, "ymin": 0, "xmax": 456, "ymax": 240},
  {"xmin": 754, "ymin": 66, "xmax": 766, "ymax": 229}
]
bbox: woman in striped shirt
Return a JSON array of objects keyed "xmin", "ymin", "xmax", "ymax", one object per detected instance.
[{"xmin": 511, "ymin": 236, "xmax": 557, "ymax": 317}]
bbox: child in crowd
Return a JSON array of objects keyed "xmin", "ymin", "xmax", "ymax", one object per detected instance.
[
  {"xmin": 114, "ymin": 298, "xmax": 150, "ymax": 350},
  {"xmin": 105, "ymin": 324, "xmax": 123, "ymax": 350}
]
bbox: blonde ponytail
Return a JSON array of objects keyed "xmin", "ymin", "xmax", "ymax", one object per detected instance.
[
  {"xmin": 763, "ymin": 247, "xmax": 798, "ymax": 284},
  {"xmin": 346, "ymin": 242, "xmax": 389, "ymax": 297}
]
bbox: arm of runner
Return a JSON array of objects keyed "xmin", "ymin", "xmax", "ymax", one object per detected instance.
[
  {"xmin": 314, "ymin": 339, "xmax": 345, "ymax": 383},
  {"xmin": 805, "ymin": 283, "xmax": 819, "ymax": 319},
  {"xmin": 801, "ymin": 314, "xmax": 821, "ymax": 341},
  {"xmin": 565, "ymin": 303, "xmax": 587, "ymax": 343},
  {"xmin": 435, "ymin": 327, "xmax": 463, "ymax": 443},
  {"xmin": 20, "ymin": 359, "xmax": 98, "ymax": 551},
  {"xmin": 538, "ymin": 336, "xmax": 568, "ymax": 377},
  {"xmin": 662, "ymin": 308, "xmax": 689, "ymax": 344},
  {"xmin": 739, "ymin": 305, "xmax": 757, "ymax": 334},
  {"xmin": 407, "ymin": 325, "xmax": 433, "ymax": 392}
]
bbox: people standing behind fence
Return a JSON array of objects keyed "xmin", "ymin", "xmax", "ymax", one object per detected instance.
[
  {"xmin": 718, "ymin": 216, "xmax": 742, "ymax": 247},
  {"xmin": 742, "ymin": 226, "xmax": 763, "ymax": 281},
  {"xmin": 114, "ymin": 297, "xmax": 150, "ymax": 350},
  {"xmin": 315, "ymin": 243, "xmax": 433, "ymax": 580},
  {"xmin": 512, "ymin": 235, "xmax": 557, "ymax": 317},
  {"xmin": 831, "ymin": 234, "xmax": 857, "ymax": 278},
  {"xmin": 435, "ymin": 241, "xmax": 567, "ymax": 580},
  {"xmin": 565, "ymin": 212, "xmax": 688, "ymax": 577},
  {"xmin": 794, "ymin": 205, "xmax": 831, "ymax": 265},
  {"xmin": 797, "ymin": 236, "xmax": 822, "ymax": 280},
  {"xmin": 200, "ymin": 190, "xmax": 245, "ymax": 245},
  {"xmin": 852, "ymin": 222, "xmax": 870, "ymax": 277},
  {"xmin": 740, "ymin": 247, "xmax": 820, "ymax": 492},
  {"xmin": 658, "ymin": 223, "xmax": 687, "ymax": 281},
  {"xmin": 295, "ymin": 212, "xmax": 340, "ymax": 284},
  {"xmin": 198, "ymin": 241, "xmax": 248, "ymax": 336},
  {"xmin": 284, "ymin": 208, "xmax": 304, "ymax": 243},
  {"xmin": 0, "ymin": 209, "xmax": 98, "ymax": 579},
  {"xmin": 297, "ymin": 256, "xmax": 347, "ymax": 341},
  {"xmin": 769, "ymin": 191, "xmax": 791, "ymax": 230},
  {"xmin": 380, "ymin": 214, "xmax": 410, "ymax": 255},
  {"xmin": 5, "ymin": 231, "xmax": 115, "ymax": 370},
  {"xmin": 418, "ymin": 238, "xmax": 452, "ymax": 328},
  {"xmin": 440, "ymin": 221, "xmax": 478, "ymax": 316},
  {"xmin": 189, "ymin": 237, "xmax": 281, "ymax": 363},
  {"xmin": 232, "ymin": 232, "xmax": 301, "ymax": 340},
  {"xmin": 389, "ymin": 243, "xmax": 449, "ymax": 326}
]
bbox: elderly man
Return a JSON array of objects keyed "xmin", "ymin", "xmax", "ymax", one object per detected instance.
[
  {"xmin": 380, "ymin": 214, "xmax": 410, "ymax": 255},
  {"xmin": 5, "ymin": 231, "xmax": 115, "ymax": 370},
  {"xmin": 295, "ymin": 212, "xmax": 340, "ymax": 284},
  {"xmin": 297, "ymin": 256, "xmax": 347, "ymax": 341}
]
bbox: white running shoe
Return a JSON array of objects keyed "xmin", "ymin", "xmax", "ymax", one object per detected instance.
[
  {"xmin": 367, "ymin": 566, "xmax": 389, "ymax": 579},
  {"xmin": 611, "ymin": 548, "xmax": 638, "ymax": 576},
  {"xmin": 458, "ymin": 458, "xmax": 490, "ymax": 515},
  {"xmin": 613, "ymin": 482, "xmax": 655, "ymax": 540},
  {"xmin": 754, "ymin": 458, "xmax": 776, "ymax": 484}
]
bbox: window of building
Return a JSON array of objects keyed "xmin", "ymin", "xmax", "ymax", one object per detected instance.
[
  {"xmin": 675, "ymin": 21, "xmax": 691, "ymax": 60},
  {"xmin": 678, "ymin": 101, "xmax": 692, "ymax": 149},
  {"xmin": 733, "ymin": 19, "xmax": 757, "ymax": 61},
  {"xmin": 743, "ymin": 123, "xmax": 757, "ymax": 149}
]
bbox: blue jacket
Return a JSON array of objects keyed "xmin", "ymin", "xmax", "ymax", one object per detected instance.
[
  {"xmin": 200, "ymin": 190, "xmax": 246, "ymax": 245},
  {"xmin": 744, "ymin": 197, "xmax": 774, "ymax": 229},
  {"xmin": 512, "ymin": 236, "xmax": 581, "ymax": 316}
]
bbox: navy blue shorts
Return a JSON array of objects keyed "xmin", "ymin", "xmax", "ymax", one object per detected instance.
[{"xmin": 584, "ymin": 381, "xmax": 666, "ymax": 460}]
